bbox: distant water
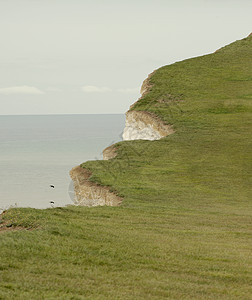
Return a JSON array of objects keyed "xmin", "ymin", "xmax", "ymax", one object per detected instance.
[{"xmin": 0, "ymin": 114, "xmax": 125, "ymax": 210}]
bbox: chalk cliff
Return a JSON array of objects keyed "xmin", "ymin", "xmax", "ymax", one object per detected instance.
[
  {"xmin": 122, "ymin": 110, "xmax": 174, "ymax": 140},
  {"xmin": 103, "ymin": 145, "xmax": 117, "ymax": 160},
  {"xmin": 70, "ymin": 71, "xmax": 174, "ymax": 206},
  {"xmin": 69, "ymin": 166, "xmax": 122, "ymax": 206},
  {"xmin": 122, "ymin": 71, "xmax": 174, "ymax": 141}
]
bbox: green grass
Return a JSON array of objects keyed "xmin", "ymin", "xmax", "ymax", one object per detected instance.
[{"xmin": 1, "ymin": 35, "xmax": 252, "ymax": 299}]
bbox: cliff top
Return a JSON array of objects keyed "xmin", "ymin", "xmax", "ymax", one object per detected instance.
[{"xmin": 130, "ymin": 33, "xmax": 252, "ymax": 130}]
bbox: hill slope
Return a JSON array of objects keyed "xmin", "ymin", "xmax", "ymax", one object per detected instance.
[
  {"xmin": 83, "ymin": 33, "xmax": 252, "ymax": 211},
  {"xmin": 0, "ymin": 34, "xmax": 251, "ymax": 299}
]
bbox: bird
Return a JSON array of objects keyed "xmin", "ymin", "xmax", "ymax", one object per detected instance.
[
  {"xmin": 50, "ymin": 201, "xmax": 55, "ymax": 204},
  {"xmin": 50, "ymin": 185, "xmax": 55, "ymax": 188}
]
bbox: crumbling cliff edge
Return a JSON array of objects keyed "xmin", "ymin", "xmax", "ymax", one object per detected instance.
[
  {"xmin": 69, "ymin": 166, "xmax": 122, "ymax": 206},
  {"xmin": 70, "ymin": 71, "xmax": 174, "ymax": 206}
]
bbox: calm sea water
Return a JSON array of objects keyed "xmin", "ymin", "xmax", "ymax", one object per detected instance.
[{"xmin": 0, "ymin": 114, "xmax": 125, "ymax": 210}]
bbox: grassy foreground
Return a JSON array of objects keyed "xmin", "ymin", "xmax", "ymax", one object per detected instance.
[{"xmin": 1, "ymin": 35, "xmax": 252, "ymax": 299}]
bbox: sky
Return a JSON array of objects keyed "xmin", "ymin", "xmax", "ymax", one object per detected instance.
[{"xmin": 0, "ymin": 0, "xmax": 251, "ymax": 115}]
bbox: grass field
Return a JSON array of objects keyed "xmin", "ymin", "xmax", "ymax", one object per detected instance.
[{"xmin": 0, "ymin": 34, "xmax": 252, "ymax": 299}]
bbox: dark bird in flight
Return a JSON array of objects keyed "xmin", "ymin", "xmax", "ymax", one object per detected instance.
[
  {"xmin": 50, "ymin": 185, "xmax": 55, "ymax": 188},
  {"xmin": 50, "ymin": 201, "xmax": 55, "ymax": 204}
]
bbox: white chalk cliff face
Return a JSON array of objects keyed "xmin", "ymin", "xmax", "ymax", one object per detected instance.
[
  {"xmin": 122, "ymin": 71, "xmax": 174, "ymax": 141},
  {"xmin": 123, "ymin": 112, "xmax": 161, "ymax": 140},
  {"xmin": 123, "ymin": 124, "xmax": 161, "ymax": 140},
  {"xmin": 69, "ymin": 166, "xmax": 122, "ymax": 207},
  {"xmin": 122, "ymin": 110, "xmax": 173, "ymax": 141},
  {"xmin": 69, "ymin": 71, "xmax": 174, "ymax": 207}
]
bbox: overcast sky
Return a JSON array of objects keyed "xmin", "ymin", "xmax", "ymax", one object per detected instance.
[{"xmin": 0, "ymin": 0, "xmax": 251, "ymax": 115}]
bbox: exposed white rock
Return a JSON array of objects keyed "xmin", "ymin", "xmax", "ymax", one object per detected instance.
[
  {"xmin": 70, "ymin": 70, "xmax": 174, "ymax": 206},
  {"xmin": 103, "ymin": 145, "xmax": 117, "ymax": 160},
  {"xmin": 123, "ymin": 118, "xmax": 162, "ymax": 141},
  {"xmin": 69, "ymin": 166, "xmax": 122, "ymax": 207},
  {"xmin": 122, "ymin": 70, "xmax": 174, "ymax": 141},
  {"xmin": 122, "ymin": 110, "xmax": 174, "ymax": 141}
]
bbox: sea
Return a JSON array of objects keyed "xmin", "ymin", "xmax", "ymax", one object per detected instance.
[{"xmin": 0, "ymin": 114, "xmax": 125, "ymax": 211}]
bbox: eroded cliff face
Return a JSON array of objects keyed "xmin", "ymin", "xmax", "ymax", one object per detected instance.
[
  {"xmin": 122, "ymin": 110, "xmax": 174, "ymax": 141},
  {"xmin": 70, "ymin": 70, "xmax": 174, "ymax": 206},
  {"xmin": 103, "ymin": 145, "xmax": 117, "ymax": 160},
  {"xmin": 69, "ymin": 166, "xmax": 122, "ymax": 206},
  {"xmin": 122, "ymin": 72, "xmax": 174, "ymax": 141}
]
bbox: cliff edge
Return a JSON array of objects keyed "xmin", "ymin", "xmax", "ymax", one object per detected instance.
[
  {"xmin": 122, "ymin": 72, "xmax": 174, "ymax": 141},
  {"xmin": 70, "ymin": 71, "xmax": 174, "ymax": 206},
  {"xmin": 69, "ymin": 166, "xmax": 122, "ymax": 206},
  {"xmin": 70, "ymin": 33, "xmax": 252, "ymax": 207}
]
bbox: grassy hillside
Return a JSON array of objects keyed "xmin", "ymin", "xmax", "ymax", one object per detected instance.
[{"xmin": 1, "ymin": 35, "xmax": 252, "ymax": 299}]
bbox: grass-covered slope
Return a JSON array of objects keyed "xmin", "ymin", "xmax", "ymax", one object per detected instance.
[
  {"xmin": 84, "ymin": 33, "xmax": 252, "ymax": 211},
  {"xmin": 1, "ymin": 35, "xmax": 252, "ymax": 299}
]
